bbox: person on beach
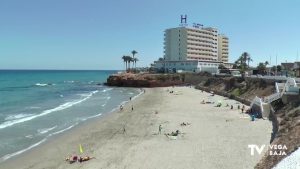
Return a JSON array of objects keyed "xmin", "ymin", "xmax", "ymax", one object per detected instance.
[
  {"xmin": 120, "ymin": 105, "xmax": 123, "ymax": 111},
  {"xmin": 66, "ymin": 155, "xmax": 78, "ymax": 164},
  {"xmin": 158, "ymin": 124, "xmax": 162, "ymax": 134},
  {"xmin": 123, "ymin": 125, "xmax": 126, "ymax": 134},
  {"xmin": 131, "ymin": 105, "xmax": 134, "ymax": 111},
  {"xmin": 78, "ymin": 156, "xmax": 95, "ymax": 163},
  {"xmin": 231, "ymin": 105, "xmax": 233, "ymax": 110},
  {"xmin": 130, "ymin": 97, "xmax": 132, "ymax": 101}
]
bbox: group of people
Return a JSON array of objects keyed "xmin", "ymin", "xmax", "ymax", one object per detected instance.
[
  {"xmin": 119, "ymin": 96, "xmax": 134, "ymax": 111},
  {"xmin": 65, "ymin": 155, "xmax": 94, "ymax": 164}
]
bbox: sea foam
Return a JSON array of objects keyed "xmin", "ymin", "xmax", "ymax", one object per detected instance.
[
  {"xmin": 0, "ymin": 90, "xmax": 99, "ymax": 129},
  {"xmin": 37, "ymin": 126, "xmax": 57, "ymax": 134},
  {"xmin": 0, "ymin": 138, "xmax": 47, "ymax": 162}
]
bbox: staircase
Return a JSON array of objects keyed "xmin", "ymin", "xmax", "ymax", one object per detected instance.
[{"xmin": 250, "ymin": 78, "xmax": 300, "ymax": 117}]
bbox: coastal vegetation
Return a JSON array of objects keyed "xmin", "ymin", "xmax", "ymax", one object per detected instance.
[
  {"xmin": 233, "ymin": 52, "xmax": 252, "ymax": 73},
  {"xmin": 122, "ymin": 50, "xmax": 139, "ymax": 72},
  {"xmin": 232, "ymin": 52, "xmax": 284, "ymax": 76}
]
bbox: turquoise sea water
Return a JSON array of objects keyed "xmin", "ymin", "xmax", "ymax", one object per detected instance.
[{"xmin": 0, "ymin": 70, "xmax": 141, "ymax": 162}]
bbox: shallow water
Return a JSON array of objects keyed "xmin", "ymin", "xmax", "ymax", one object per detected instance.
[{"xmin": 0, "ymin": 70, "xmax": 140, "ymax": 162}]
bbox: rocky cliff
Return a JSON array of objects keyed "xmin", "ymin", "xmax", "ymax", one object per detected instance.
[{"xmin": 105, "ymin": 73, "xmax": 185, "ymax": 87}]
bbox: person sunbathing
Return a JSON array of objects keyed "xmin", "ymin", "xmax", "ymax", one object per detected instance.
[
  {"xmin": 78, "ymin": 156, "xmax": 95, "ymax": 163},
  {"xmin": 65, "ymin": 155, "xmax": 78, "ymax": 164},
  {"xmin": 180, "ymin": 122, "xmax": 191, "ymax": 126},
  {"xmin": 166, "ymin": 130, "xmax": 180, "ymax": 136}
]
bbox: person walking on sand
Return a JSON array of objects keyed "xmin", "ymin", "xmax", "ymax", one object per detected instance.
[
  {"xmin": 158, "ymin": 125, "xmax": 162, "ymax": 134},
  {"xmin": 131, "ymin": 105, "xmax": 134, "ymax": 111},
  {"xmin": 241, "ymin": 105, "xmax": 245, "ymax": 113},
  {"xmin": 120, "ymin": 105, "xmax": 123, "ymax": 111},
  {"xmin": 130, "ymin": 97, "xmax": 132, "ymax": 101},
  {"xmin": 123, "ymin": 125, "xmax": 126, "ymax": 134}
]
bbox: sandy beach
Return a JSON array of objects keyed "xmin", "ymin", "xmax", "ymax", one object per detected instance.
[{"xmin": 0, "ymin": 87, "xmax": 272, "ymax": 169}]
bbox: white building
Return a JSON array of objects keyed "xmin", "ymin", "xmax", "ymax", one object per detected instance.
[
  {"xmin": 154, "ymin": 60, "xmax": 221, "ymax": 73},
  {"xmin": 164, "ymin": 26, "xmax": 229, "ymax": 62},
  {"xmin": 156, "ymin": 25, "xmax": 229, "ymax": 73},
  {"xmin": 164, "ymin": 27, "xmax": 219, "ymax": 61}
]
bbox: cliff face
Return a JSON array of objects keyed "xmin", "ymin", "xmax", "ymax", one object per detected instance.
[
  {"xmin": 194, "ymin": 76, "xmax": 300, "ymax": 169},
  {"xmin": 255, "ymin": 102, "xmax": 300, "ymax": 169},
  {"xmin": 105, "ymin": 73, "xmax": 185, "ymax": 87},
  {"xmin": 194, "ymin": 76, "xmax": 275, "ymax": 103}
]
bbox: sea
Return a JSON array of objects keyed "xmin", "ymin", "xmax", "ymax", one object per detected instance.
[{"xmin": 0, "ymin": 70, "xmax": 141, "ymax": 162}]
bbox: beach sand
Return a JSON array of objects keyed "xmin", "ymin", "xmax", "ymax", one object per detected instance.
[{"xmin": 0, "ymin": 87, "xmax": 272, "ymax": 169}]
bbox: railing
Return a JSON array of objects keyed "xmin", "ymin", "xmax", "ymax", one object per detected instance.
[
  {"xmin": 250, "ymin": 77, "xmax": 300, "ymax": 116},
  {"xmin": 263, "ymin": 93, "xmax": 281, "ymax": 103},
  {"xmin": 248, "ymin": 75, "xmax": 300, "ymax": 83}
]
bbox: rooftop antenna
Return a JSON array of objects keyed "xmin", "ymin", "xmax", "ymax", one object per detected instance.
[
  {"xmin": 269, "ymin": 55, "xmax": 271, "ymax": 75},
  {"xmin": 276, "ymin": 53, "xmax": 278, "ymax": 75}
]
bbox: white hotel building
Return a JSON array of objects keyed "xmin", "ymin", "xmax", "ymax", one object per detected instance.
[{"xmin": 154, "ymin": 26, "xmax": 229, "ymax": 73}]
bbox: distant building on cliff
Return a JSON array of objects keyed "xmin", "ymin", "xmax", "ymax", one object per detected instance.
[
  {"xmin": 154, "ymin": 19, "xmax": 229, "ymax": 73},
  {"xmin": 217, "ymin": 34, "xmax": 229, "ymax": 63}
]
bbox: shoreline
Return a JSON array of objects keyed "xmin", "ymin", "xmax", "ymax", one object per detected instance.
[
  {"xmin": 0, "ymin": 87, "xmax": 271, "ymax": 169},
  {"xmin": 0, "ymin": 87, "xmax": 144, "ymax": 165}
]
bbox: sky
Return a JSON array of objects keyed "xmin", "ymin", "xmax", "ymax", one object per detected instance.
[{"xmin": 1, "ymin": 0, "xmax": 300, "ymax": 70}]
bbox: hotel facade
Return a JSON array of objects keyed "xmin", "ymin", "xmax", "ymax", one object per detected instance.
[{"xmin": 154, "ymin": 26, "xmax": 229, "ymax": 73}]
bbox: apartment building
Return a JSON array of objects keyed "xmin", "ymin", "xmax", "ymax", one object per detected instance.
[
  {"xmin": 164, "ymin": 26, "xmax": 228, "ymax": 63},
  {"xmin": 218, "ymin": 34, "xmax": 229, "ymax": 63}
]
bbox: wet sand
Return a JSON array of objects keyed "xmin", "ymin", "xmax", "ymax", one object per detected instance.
[{"xmin": 0, "ymin": 87, "xmax": 272, "ymax": 169}]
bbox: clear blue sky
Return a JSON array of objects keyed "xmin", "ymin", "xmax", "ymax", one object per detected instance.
[{"xmin": 1, "ymin": 0, "xmax": 300, "ymax": 70}]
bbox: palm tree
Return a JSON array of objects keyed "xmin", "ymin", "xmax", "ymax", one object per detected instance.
[
  {"xmin": 122, "ymin": 55, "xmax": 127, "ymax": 71},
  {"xmin": 265, "ymin": 61, "xmax": 269, "ymax": 66},
  {"xmin": 131, "ymin": 50, "xmax": 138, "ymax": 69},
  {"xmin": 133, "ymin": 58, "xmax": 139, "ymax": 69},
  {"xmin": 241, "ymin": 52, "xmax": 252, "ymax": 69},
  {"xmin": 265, "ymin": 61, "xmax": 270, "ymax": 75},
  {"xmin": 126, "ymin": 56, "xmax": 133, "ymax": 71},
  {"xmin": 131, "ymin": 50, "xmax": 138, "ymax": 59}
]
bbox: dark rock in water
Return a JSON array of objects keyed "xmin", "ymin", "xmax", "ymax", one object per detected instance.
[{"xmin": 96, "ymin": 83, "xmax": 102, "ymax": 85}]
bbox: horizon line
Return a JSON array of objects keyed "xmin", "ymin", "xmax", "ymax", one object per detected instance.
[{"xmin": 0, "ymin": 69, "xmax": 121, "ymax": 71}]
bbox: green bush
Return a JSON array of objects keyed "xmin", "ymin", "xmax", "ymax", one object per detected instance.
[{"xmin": 231, "ymin": 88, "xmax": 241, "ymax": 96}]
